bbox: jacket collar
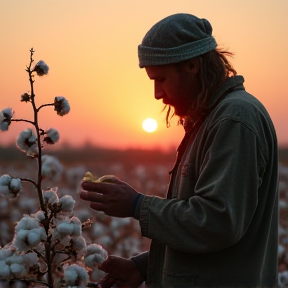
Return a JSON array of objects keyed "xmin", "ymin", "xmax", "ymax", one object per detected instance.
[
  {"xmin": 215, "ymin": 75, "xmax": 244, "ymax": 100},
  {"xmin": 183, "ymin": 75, "xmax": 245, "ymax": 133}
]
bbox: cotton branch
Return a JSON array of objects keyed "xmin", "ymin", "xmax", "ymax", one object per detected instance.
[
  {"xmin": 11, "ymin": 119, "xmax": 35, "ymax": 126},
  {"xmin": 20, "ymin": 177, "xmax": 38, "ymax": 189},
  {"xmin": 37, "ymin": 103, "xmax": 55, "ymax": 112},
  {"xmin": 26, "ymin": 48, "xmax": 46, "ymax": 214}
]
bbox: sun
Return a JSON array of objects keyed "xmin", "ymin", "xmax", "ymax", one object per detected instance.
[{"xmin": 142, "ymin": 118, "xmax": 158, "ymax": 133}]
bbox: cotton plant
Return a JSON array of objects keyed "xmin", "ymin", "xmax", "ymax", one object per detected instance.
[{"xmin": 0, "ymin": 49, "xmax": 107, "ymax": 288}]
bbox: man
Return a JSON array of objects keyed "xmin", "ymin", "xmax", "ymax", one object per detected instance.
[{"xmin": 80, "ymin": 13, "xmax": 279, "ymax": 288}]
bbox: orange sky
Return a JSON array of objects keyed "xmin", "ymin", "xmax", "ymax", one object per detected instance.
[{"xmin": 0, "ymin": 0, "xmax": 287, "ymax": 151}]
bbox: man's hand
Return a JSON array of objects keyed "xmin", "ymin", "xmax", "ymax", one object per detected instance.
[
  {"xmin": 97, "ymin": 256, "xmax": 143, "ymax": 288},
  {"xmin": 80, "ymin": 177, "xmax": 139, "ymax": 217}
]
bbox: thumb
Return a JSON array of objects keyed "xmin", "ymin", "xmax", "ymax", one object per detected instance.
[
  {"xmin": 98, "ymin": 175, "xmax": 121, "ymax": 183},
  {"xmin": 97, "ymin": 273, "xmax": 115, "ymax": 288}
]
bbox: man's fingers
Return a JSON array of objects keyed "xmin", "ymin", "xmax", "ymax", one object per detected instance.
[
  {"xmin": 80, "ymin": 191, "xmax": 104, "ymax": 202},
  {"xmin": 81, "ymin": 181, "xmax": 114, "ymax": 193},
  {"xmin": 98, "ymin": 256, "xmax": 120, "ymax": 273},
  {"xmin": 90, "ymin": 202, "xmax": 106, "ymax": 211},
  {"xmin": 99, "ymin": 256, "xmax": 130, "ymax": 275},
  {"xmin": 97, "ymin": 273, "xmax": 115, "ymax": 288}
]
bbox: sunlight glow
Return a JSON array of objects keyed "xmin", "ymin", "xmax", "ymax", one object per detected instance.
[{"xmin": 142, "ymin": 118, "xmax": 158, "ymax": 133}]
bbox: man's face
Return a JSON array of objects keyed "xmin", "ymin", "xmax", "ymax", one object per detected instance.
[{"xmin": 145, "ymin": 62, "xmax": 199, "ymax": 117}]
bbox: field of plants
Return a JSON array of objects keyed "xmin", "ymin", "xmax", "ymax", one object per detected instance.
[{"xmin": 0, "ymin": 146, "xmax": 287, "ymax": 287}]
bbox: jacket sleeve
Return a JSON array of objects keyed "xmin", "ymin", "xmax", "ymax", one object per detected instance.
[
  {"xmin": 131, "ymin": 251, "xmax": 149, "ymax": 281},
  {"xmin": 138, "ymin": 118, "xmax": 266, "ymax": 253}
]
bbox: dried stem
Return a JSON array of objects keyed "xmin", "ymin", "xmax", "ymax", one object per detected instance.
[
  {"xmin": 11, "ymin": 118, "xmax": 35, "ymax": 125},
  {"xmin": 37, "ymin": 103, "xmax": 54, "ymax": 112},
  {"xmin": 32, "ymin": 248, "xmax": 47, "ymax": 264},
  {"xmin": 27, "ymin": 48, "xmax": 46, "ymax": 215},
  {"xmin": 26, "ymin": 48, "xmax": 54, "ymax": 288},
  {"xmin": 20, "ymin": 177, "xmax": 38, "ymax": 189}
]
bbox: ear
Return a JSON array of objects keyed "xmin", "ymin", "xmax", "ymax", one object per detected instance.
[{"xmin": 188, "ymin": 58, "xmax": 199, "ymax": 75}]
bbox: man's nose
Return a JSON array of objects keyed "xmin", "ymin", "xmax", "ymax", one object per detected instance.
[{"xmin": 154, "ymin": 81, "xmax": 165, "ymax": 100}]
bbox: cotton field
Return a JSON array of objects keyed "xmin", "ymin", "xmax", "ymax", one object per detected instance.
[{"xmin": 0, "ymin": 155, "xmax": 287, "ymax": 287}]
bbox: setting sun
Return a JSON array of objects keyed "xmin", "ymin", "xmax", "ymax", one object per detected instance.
[{"xmin": 142, "ymin": 118, "xmax": 158, "ymax": 133}]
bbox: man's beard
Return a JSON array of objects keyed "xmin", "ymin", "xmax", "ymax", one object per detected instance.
[{"xmin": 173, "ymin": 93, "xmax": 193, "ymax": 117}]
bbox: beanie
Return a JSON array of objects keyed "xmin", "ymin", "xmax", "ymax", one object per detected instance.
[{"xmin": 138, "ymin": 13, "xmax": 217, "ymax": 68}]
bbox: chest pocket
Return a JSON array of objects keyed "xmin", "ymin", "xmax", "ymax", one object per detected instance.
[{"xmin": 171, "ymin": 162, "xmax": 197, "ymax": 200}]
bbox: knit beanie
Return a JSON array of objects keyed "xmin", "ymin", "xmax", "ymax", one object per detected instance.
[{"xmin": 138, "ymin": 13, "xmax": 217, "ymax": 68}]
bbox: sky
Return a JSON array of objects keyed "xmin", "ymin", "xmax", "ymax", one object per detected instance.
[{"xmin": 0, "ymin": 0, "xmax": 287, "ymax": 151}]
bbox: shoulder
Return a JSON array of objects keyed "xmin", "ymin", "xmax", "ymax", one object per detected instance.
[
  {"xmin": 208, "ymin": 89, "xmax": 272, "ymax": 130},
  {"xmin": 200, "ymin": 89, "xmax": 277, "ymax": 161}
]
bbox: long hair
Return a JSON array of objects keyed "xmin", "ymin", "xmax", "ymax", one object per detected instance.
[{"xmin": 165, "ymin": 48, "xmax": 237, "ymax": 127}]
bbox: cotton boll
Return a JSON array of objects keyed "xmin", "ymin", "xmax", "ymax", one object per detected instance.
[
  {"xmin": 84, "ymin": 254, "xmax": 106, "ymax": 268},
  {"xmin": 27, "ymin": 143, "xmax": 38, "ymax": 157},
  {"xmin": 75, "ymin": 265, "xmax": 89, "ymax": 287},
  {"xmin": 36, "ymin": 227, "xmax": 47, "ymax": 241},
  {"xmin": 23, "ymin": 252, "xmax": 38, "ymax": 267},
  {"xmin": 54, "ymin": 96, "xmax": 70, "ymax": 116},
  {"xmin": 0, "ymin": 175, "xmax": 10, "ymax": 196},
  {"xmin": 16, "ymin": 217, "xmax": 40, "ymax": 231},
  {"xmin": 0, "ymin": 174, "xmax": 11, "ymax": 186},
  {"xmin": 86, "ymin": 244, "xmax": 104, "ymax": 255},
  {"xmin": 0, "ymin": 175, "xmax": 21, "ymax": 198},
  {"xmin": 6, "ymin": 253, "xmax": 24, "ymax": 265},
  {"xmin": 72, "ymin": 225, "xmax": 81, "ymax": 237},
  {"xmin": 0, "ymin": 248, "xmax": 13, "ymax": 260},
  {"xmin": 0, "ymin": 121, "xmax": 9, "ymax": 131},
  {"xmin": 64, "ymin": 264, "xmax": 88, "ymax": 288},
  {"xmin": 0, "ymin": 262, "xmax": 11, "ymax": 279},
  {"xmin": 44, "ymin": 128, "xmax": 60, "ymax": 144},
  {"xmin": 0, "ymin": 186, "xmax": 10, "ymax": 197},
  {"xmin": 60, "ymin": 195, "xmax": 75, "ymax": 212},
  {"xmin": 0, "ymin": 108, "xmax": 13, "ymax": 132},
  {"xmin": 27, "ymin": 230, "xmax": 41, "ymax": 247},
  {"xmin": 57, "ymin": 222, "xmax": 74, "ymax": 235},
  {"xmin": 16, "ymin": 129, "xmax": 38, "ymax": 157},
  {"xmin": 1, "ymin": 108, "xmax": 13, "ymax": 118},
  {"xmin": 34, "ymin": 210, "xmax": 45, "ymax": 222},
  {"xmin": 72, "ymin": 236, "xmax": 87, "ymax": 252},
  {"xmin": 71, "ymin": 217, "xmax": 82, "ymax": 237},
  {"xmin": 55, "ymin": 217, "xmax": 82, "ymax": 238},
  {"xmin": 41, "ymin": 155, "xmax": 63, "ymax": 182},
  {"xmin": 14, "ymin": 230, "xmax": 30, "ymax": 252},
  {"xmin": 43, "ymin": 189, "xmax": 59, "ymax": 205},
  {"xmin": 14, "ymin": 217, "xmax": 46, "ymax": 251},
  {"xmin": 9, "ymin": 178, "xmax": 22, "ymax": 194},
  {"xmin": 85, "ymin": 244, "xmax": 108, "ymax": 268},
  {"xmin": 10, "ymin": 263, "xmax": 25, "ymax": 278},
  {"xmin": 64, "ymin": 266, "xmax": 78, "ymax": 285},
  {"xmin": 33, "ymin": 60, "xmax": 49, "ymax": 76},
  {"xmin": 71, "ymin": 216, "xmax": 82, "ymax": 226}
]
